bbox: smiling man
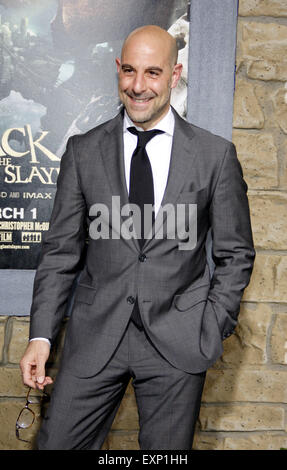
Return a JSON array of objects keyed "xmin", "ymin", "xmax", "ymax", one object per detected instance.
[{"xmin": 20, "ymin": 25, "xmax": 255, "ymax": 450}]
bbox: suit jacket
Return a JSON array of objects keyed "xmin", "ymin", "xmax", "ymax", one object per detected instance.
[{"xmin": 29, "ymin": 107, "xmax": 255, "ymax": 377}]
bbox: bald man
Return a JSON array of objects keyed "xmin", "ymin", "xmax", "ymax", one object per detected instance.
[{"xmin": 20, "ymin": 25, "xmax": 255, "ymax": 450}]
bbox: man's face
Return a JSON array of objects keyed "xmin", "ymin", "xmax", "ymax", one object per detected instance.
[{"xmin": 116, "ymin": 33, "xmax": 182, "ymax": 129}]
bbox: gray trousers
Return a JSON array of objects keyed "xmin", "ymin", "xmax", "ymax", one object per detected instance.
[{"xmin": 37, "ymin": 320, "xmax": 206, "ymax": 450}]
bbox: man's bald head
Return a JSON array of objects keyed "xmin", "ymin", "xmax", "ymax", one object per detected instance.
[
  {"xmin": 116, "ymin": 24, "xmax": 182, "ymax": 129},
  {"xmin": 121, "ymin": 25, "xmax": 178, "ymax": 68}
]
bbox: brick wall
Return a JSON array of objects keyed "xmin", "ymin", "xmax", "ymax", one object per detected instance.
[
  {"xmin": 1, "ymin": 0, "xmax": 287, "ymax": 450},
  {"xmin": 193, "ymin": 0, "xmax": 287, "ymax": 450}
]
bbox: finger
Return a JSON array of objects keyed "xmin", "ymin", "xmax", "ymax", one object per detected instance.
[
  {"xmin": 35, "ymin": 356, "xmax": 47, "ymax": 385},
  {"xmin": 45, "ymin": 376, "xmax": 54, "ymax": 384},
  {"xmin": 43, "ymin": 376, "xmax": 53, "ymax": 386},
  {"xmin": 36, "ymin": 382, "xmax": 45, "ymax": 391},
  {"xmin": 36, "ymin": 375, "xmax": 53, "ymax": 390},
  {"xmin": 21, "ymin": 362, "xmax": 37, "ymax": 389},
  {"xmin": 22, "ymin": 375, "xmax": 36, "ymax": 388}
]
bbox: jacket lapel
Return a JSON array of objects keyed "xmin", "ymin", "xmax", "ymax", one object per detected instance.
[
  {"xmin": 144, "ymin": 109, "xmax": 197, "ymax": 248},
  {"xmin": 99, "ymin": 110, "xmax": 139, "ymax": 251}
]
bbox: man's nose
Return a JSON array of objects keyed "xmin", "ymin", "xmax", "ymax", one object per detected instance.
[{"xmin": 132, "ymin": 72, "xmax": 147, "ymax": 94}]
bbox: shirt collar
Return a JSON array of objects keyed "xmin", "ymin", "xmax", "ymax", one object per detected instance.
[{"xmin": 123, "ymin": 106, "xmax": 175, "ymax": 137}]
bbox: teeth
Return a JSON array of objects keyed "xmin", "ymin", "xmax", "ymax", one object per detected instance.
[{"xmin": 131, "ymin": 97, "xmax": 149, "ymax": 102}]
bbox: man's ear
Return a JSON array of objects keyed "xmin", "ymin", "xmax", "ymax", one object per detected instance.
[
  {"xmin": 171, "ymin": 63, "xmax": 183, "ymax": 89},
  {"xmin": 115, "ymin": 57, "xmax": 121, "ymax": 73}
]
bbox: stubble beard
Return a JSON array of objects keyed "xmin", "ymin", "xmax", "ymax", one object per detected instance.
[{"xmin": 121, "ymin": 90, "xmax": 171, "ymax": 126}]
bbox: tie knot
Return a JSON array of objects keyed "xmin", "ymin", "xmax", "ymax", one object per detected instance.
[{"xmin": 128, "ymin": 127, "xmax": 164, "ymax": 148}]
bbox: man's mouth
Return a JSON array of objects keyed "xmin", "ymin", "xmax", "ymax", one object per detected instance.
[
  {"xmin": 132, "ymin": 98, "xmax": 150, "ymax": 102},
  {"xmin": 126, "ymin": 94, "xmax": 154, "ymax": 104}
]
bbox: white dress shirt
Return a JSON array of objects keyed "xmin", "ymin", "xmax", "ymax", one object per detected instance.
[
  {"xmin": 31, "ymin": 107, "xmax": 175, "ymax": 346},
  {"xmin": 123, "ymin": 107, "xmax": 174, "ymax": 216}
]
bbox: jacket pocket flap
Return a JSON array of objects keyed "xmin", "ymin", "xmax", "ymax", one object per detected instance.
[
  {"xmin": 74, "ymin": 284, "xmax": 97, "ymax": 304},
  {"xmin": 174, "ymin": 283, "xmax": 210, "ymax": 311},
  {"xmin": 177, "ymin": 187, "xmax": 208, "ymax": 205}
]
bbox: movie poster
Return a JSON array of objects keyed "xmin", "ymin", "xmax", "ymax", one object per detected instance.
[{"xmin": 0, "ymin": 0, "xmax": 189, "ymax": 269}]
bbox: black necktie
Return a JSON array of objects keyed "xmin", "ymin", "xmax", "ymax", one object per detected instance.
[
  {"xmin": 128, "ymin": 126, "xmax": 164, "ymax": 330},
  {"xmin": 128, "ymin": 126, "xmax": 164, "ymax": 247}
]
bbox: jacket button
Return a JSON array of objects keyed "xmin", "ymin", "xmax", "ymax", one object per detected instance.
[
  {"xmin": 127, "ymin": 296, "xmax": 135, "ymax": 305},
  {"xmin": 138, "ymin": 253, "xmax": 147, "ymax": 262}
]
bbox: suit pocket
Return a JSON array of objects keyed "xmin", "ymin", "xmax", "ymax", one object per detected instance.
[
  {"xmin": 74, "ymin": 283, "xmax": 97, "ymax": 304},
  {"xmin": 177, "ymin": 187, "xmax": 208, "ymax": 205},
  {"xmin": 174, "ymin": 283, "xmax": 210, "ymax": 311},
  {"xmin": 174, "ymin": 264, "xmax": 210, "ymax": 311}
]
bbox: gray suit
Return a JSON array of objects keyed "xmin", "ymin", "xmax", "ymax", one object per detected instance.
[{"xmin": 30, "ymin": 107, "xmax": 255, "ymax": 449}]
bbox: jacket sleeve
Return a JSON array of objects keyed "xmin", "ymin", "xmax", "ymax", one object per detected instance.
[
  {"xmin": 206, "ymin": 141, "xmax": 256, "ymax": 340},
  {"xmin": 29, "ymin": 135, "xmax": 87, "ymax": 344}
]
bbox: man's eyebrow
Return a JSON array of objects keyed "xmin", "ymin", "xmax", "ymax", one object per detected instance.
[
  {"xmin": 146, "ymin": 66, "xmax": 163, "ymax": 72},
  {"xmin": 121, "ymin": 63, "xmax": 134, "ymax": 69},
  {"xmin": 121, "ymin": 64, "xmax": 163, "ymax": 72}
]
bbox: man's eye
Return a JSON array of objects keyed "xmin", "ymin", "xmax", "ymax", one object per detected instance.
[
  {"xmin": 123, "ymin": 68, "xmax": 134, "ymax": 74},
  {"xmin": 148, "ymin": 70, "xmax": 160, "ymax": 77}
]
